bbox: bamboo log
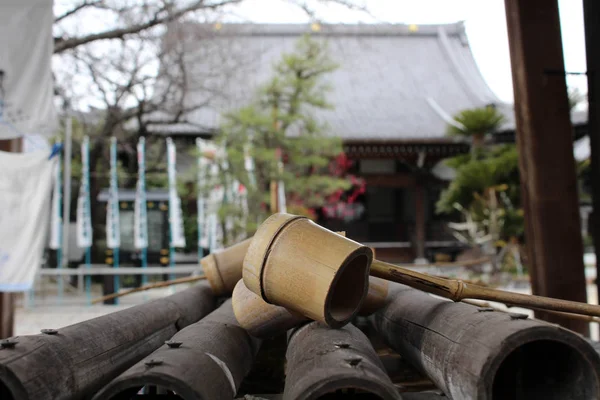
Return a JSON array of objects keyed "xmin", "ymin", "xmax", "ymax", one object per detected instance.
[
  {"xmin": 283, "ymin": 321, "xmax": 401, "ymax": 400},
  {"xmin": 233, "ymin": 276, "xmax": 389, "ymax": 338},
  {"xmin": 91, "ymin": 275, "xmax": 207, "ymax": 304},
  {"xmin": 93, "ymin": 299, "xmax": 261, "ymax": 400},
  {"xmin": 0, "ymin": 283, "xmax": 215, "ymax": 400},
  {"xmin": 371, "ymin": 284, "xmax": 600, "ymax": 399},
  {"xmin": 202, "ymin": 238, "xmax": 252, "ymax": 295},
  {"xmin": 243, "ymin": 213, "xmax": 373, "ymax": 328}
]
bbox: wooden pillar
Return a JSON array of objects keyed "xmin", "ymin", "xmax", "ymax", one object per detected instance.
[
  {"xmin": 505, "ymin": 0, "xmax": 589, "ymax": 335},
  {"xmin": 584, "ymin": 0, "xmax": 600, "ymax": 300},
  {"xmin": 0, "ymin": 138, "xmax": 21, "ymax": 339},
  {"xmin": 414, "ymin": 184, "xmax": 426, "ymax": 261}
]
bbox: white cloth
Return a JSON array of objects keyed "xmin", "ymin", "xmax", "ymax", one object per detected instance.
[
  {"xmin": 0, "ymin": 150, "xmax": 56, "ymax": 291},
  {"xmin": 0, "ymin": 0, "xmax": 57, "ymax": 139}
]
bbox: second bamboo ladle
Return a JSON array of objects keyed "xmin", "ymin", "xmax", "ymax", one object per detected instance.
[{"xmin": 242, "ymin": 213, "xmax": 600, "ymax": 329}]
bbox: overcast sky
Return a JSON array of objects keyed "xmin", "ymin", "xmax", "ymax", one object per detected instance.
[
  {"xmin": 52, "ymin": 0, "xmax": 588, "ymax": 107},
  {"xmin": 219, "ymin": 0, "xmax": 587, "ymax": 104}
]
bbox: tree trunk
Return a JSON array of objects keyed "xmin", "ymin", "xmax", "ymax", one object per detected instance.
[{"xmin": 472, "ymin": 132, "xmax": 485, "ymax": 148}]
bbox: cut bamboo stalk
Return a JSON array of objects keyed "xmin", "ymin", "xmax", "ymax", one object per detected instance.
[
  {"xmin": 283, "ymin": 321, "xmax": 401, "ymax": 400},
  {"xmin": 233, "ymin": 276, "xmax": 389, "ymax": 338},
  {"xmin": 0, "ymin": 283, "xmax": 215, "ymax": 400},
  {"xmin": 371, "ymin": 284, "xmax": 600, "ymax": 400},
  {"xmin": 92, "ymin": 300, "xmax": 261, "ymax": 400},
  {"xmin": 201, "ymin": 237, "xmax": 252, "ymax": 295},
  {"xmin": 370, "ymin": 259, "xmax": 600, "ymax": 317},
  {"xmin": 243, "ymin": 213, "xmax": 373, "ymax": 328}
]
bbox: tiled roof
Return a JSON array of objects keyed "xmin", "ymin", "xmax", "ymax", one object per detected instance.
[{"xmin": 150, "ymin": 22, "xmax": 513, "ymax": 141}]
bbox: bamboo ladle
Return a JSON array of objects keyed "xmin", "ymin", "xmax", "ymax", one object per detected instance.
[
  {"xmin": 370, "ymin": 260, "xmax": 600, "ymax": 317},
  {"xmin": 243, "ymin": 213, "xmax": 600, "ymax": 327}
]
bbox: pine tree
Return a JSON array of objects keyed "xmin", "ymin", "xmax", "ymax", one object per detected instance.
[{"xmin": 207, "ymin": 34, "xmax": 355, "ymax": 245}]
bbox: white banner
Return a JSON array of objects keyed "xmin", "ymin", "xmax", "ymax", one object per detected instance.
[
  {"xmin": 167, "ymin": 137, "xmax": 186, "ymax": 248},
  {"xmin": 134, "ymin": 137, "xmax": 148, "ymax": 249},
  {"xmin": 196, "ymin": 138, "xmax": 207, "ymax": 249},
  {"xmin": 0, "ymin": 150, "xmax": 56, "ymax": 291},
  {"xmin": 48, "ymin": 150, "xmax": 62, "ymax": 249},
  {"xmin": 76, "ymin": 136, "xmax": 92, "ymax": 248},
  {"xmin": 0, "ymin": 0, "xmax": 57, "ymax": 138},
  {"xmin": 106, "ymin": 137, "xmax": 120, "ymax": 249}
]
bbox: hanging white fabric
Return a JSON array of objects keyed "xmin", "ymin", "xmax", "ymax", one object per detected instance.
[
  {"xmin": 106, "ymin": 137, "xmax": 120, "ymax": 249},
  {"xmin": 0, "ymin": 0, "xmax": 57, "ymax": 139},
  {"xmin": 0, "ymin": 149, "xmax": 57, "ymax": 291},
  {"xmin": 76, "ymin": 137, "xmax": 92, "ymax": 248},
  {"xmin": 196, "ymin": 138, "xmax": 208, "ymax": 249},
  {"xmin": 134, "ymin": 138, "xmax": 148, "ymax": 249},
  {"xmin": 48, "ymin": 151, "xmax": 62, "ymax": 250},
  {"xmin": 167, "ymin": 137, "xmax": 186, "ymax": 248}
]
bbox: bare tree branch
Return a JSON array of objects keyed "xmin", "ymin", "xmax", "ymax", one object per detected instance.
[
  {"xmin": 54, "ymin": 0, "xmax": 104, "ymax": 23},
  {"xmin": 54, "ymin": 0, "xmax": 242, "ymax": 54}
]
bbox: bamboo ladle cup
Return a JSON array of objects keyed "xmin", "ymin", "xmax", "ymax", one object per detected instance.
[
  {"xmin": 243, "ymin": 213, "xmax": 373, "ymax": 328},
  {"xmin": 232, "ymin": 276, "xmax": 389, "ymax": 338},
  {"xmin": 243, "ymin": 213, "xmax": 600, "ymax": 326}
]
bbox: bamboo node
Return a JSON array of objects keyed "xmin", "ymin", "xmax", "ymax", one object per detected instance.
[{"xmin": 452, "ymin": 280, "xmax": 466, "ymax": 302}]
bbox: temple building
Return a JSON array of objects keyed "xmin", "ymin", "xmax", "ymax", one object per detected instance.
[{"xmin": 146, "ymin": 22, "xmax": 584, "ymax": 263}]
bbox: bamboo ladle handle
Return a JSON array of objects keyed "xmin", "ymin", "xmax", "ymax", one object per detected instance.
[{"xmin": 370, "ymin": 259, "xmax": 600, "ymax": 318}]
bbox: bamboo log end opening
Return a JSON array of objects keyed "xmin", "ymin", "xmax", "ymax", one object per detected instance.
[
  {"xmin": 95, "ymin": 375, "xmax": 195, "ymax": 400},
  {"xmin": 485, "ymin": 327, "xmax": 600, "ymax": 399},
  {"xmin": 375, "ymin": 286, "xmax": 600, "ymax": 400},
  {"xmin": 0, "ymin": 366, "xmax": 27, "ymax": 400},
  {"xmin": 323, "ymin": 248, "xmax": 372, "ymax": 328}
]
